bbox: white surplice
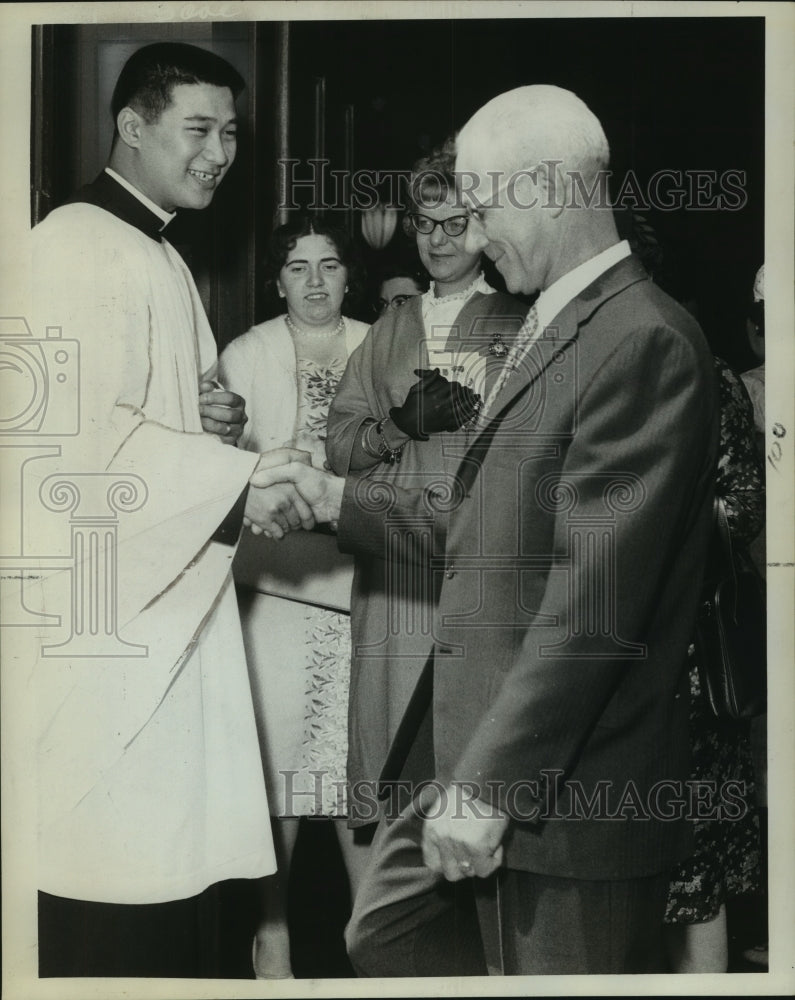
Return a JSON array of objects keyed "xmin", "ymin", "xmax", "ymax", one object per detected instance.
[{"xmin": 21, "ymin": 193, "xmax": 275, "ymax": 904}]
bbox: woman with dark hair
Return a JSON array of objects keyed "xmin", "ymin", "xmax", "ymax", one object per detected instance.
[
  {"xmin": 325, "ymin": 143, "xmax": 527, "ymax": 832},
  {"xmin": 219, "ymin": 215, "xmax": 370, "ymax": 978},
  {"xmin": 374, "ymin": 261, "xmax": 430, "ymax": 317}
]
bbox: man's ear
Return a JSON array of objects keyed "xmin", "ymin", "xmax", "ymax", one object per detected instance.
[
  {"xmin": 510, "ymin": 165, "xmax": 566, "ymax": 218},
  {"xmin": 536, "ymin": 160, "xmax": 567, "ymax": 218},
  {"xmin": 116, "ymin": 106, "xmax": 145, "ymax": 150}
]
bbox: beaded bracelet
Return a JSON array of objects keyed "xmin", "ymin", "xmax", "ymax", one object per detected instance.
[{"xmin": 376, "ymin": 418, "xmax": 405, "ymax": 465}]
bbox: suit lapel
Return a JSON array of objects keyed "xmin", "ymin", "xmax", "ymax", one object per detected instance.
[
  {"xmin": 455, "ymin": 254, "xmax": 650, "ymax": 483},
  {"xmin": 496, "ymin": 299, "xmax": 579, "ymax": 415}
]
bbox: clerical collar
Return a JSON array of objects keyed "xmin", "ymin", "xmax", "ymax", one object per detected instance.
[
  {"xmin": 104, "ymin": 168, "xmax": 176, "ymax": 227},
  {"xmin": 63, "ymin": 169, "xmax": 173, "ymax": 242}
]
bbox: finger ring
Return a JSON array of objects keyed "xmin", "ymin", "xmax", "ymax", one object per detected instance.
[
  {"xmin": 459, "ymin": 860, "xmax": 473, "ymax": 873},
  {"xmin": 225, "ymin": 423, "xmax": 230, "ymax": 435}
]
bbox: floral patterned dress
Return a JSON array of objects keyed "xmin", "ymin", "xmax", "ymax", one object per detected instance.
[
  {"xmin": 664, "ymin": 357, "xmax": 764, "ymax": 923},
  {"xmin": 228, "ymin": 340, "xmax": 361, "ymax": 819},
  {"xmin": 293, "ymin": 357, "xmax": 352, "ymax": 816}
]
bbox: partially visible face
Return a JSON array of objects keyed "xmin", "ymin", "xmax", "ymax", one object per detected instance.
[
  {"xmin": 376, "ymin": 276, "xmax": 424, "ymax": 315},
  {"xmin": 414, "ymin": 195, "xmax": 482, "ymax": 294},
  {"xmin": 456, "ymin": 127, "xmax": 549, "ymax": 296},
  {"xmin": 277, "ymin": 233, "xmax": 348, "ymax": 327},
  {"xmin": 134, "ymin": 82, "xmax": 238, "ymax": 212}
]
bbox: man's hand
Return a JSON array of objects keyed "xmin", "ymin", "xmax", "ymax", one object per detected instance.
[
  {"xmin": 244, "ymin": 448, "xmax": 315, "ymax": 540},
  {"xmin": 389, "ymin": 368, "xmax": 481, "ymax": 441},
  {"xmin": 420, "ymin": 784, "xmax": 509, "ymax": 882},
  {"xmin": 251, "ymin": 447, "xmax": 313, "ymax": 477},
  {"xmin": 199, "ymin": 379, "xmax": 247, "ymax": 445},
  {"xmin": 244, "ymin": 482, "xmax": 316, "ymax": 540},
  {"xmin": 249, "ymin": 461, "xmax": 345, "ymax": 527}
]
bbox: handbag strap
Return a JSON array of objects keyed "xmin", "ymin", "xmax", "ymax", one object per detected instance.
[
  {"xmin": 713, "ymin": 495, "xmax": 741, "ymax": 621},
  {"xmin": 714, "ymin": 496, "xmax": 736, "ymax": 583}
]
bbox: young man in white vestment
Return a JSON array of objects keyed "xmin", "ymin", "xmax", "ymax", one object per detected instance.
[{"xmin": 25, "ymin": 42, "xmax": 313, "ymax": 977}]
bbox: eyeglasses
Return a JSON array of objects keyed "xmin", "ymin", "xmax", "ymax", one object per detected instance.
[
  {"xmin": 376, "ymin": 293, "xmax": 418, "ymax": 314},
  {"xmin": 405, "ymin": 213, "xmax": 469, "ymax": 238}
]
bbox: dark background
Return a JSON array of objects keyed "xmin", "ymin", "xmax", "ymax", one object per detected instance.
[
  {"xmin": 33, "ymin": 16, "xmax": 763, "ymax": 368},
  {"xmin": 284, "ymin": 16, "xmax": 765, "ymax": 368},
  {"xmin": 30, "ymin": 14, "xmax": 767, "ymax": 979}
]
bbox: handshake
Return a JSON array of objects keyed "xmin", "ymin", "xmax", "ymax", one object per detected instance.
[
  {"xmin": 197, "ymin": 379, "xmax": 342, "ymax": 540},
  {"xmin": 201, "ymin": 367, "xmax": 481, "ymax": 540},
  {"xmin": 242, "ymin": 449, "xmax": 344, "ymax": 540}
]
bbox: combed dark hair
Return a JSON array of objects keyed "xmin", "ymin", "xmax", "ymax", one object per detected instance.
[
  {"xmin": 264, "ymin": 214, "xmax": 365, "ymax": 312},
  {"xmin": 111, "ymin": 42, "xmax": 245, "ymax": 131},
  {"xmin": 376, "ymin": 260, "xmax": 430, "ymax": 294}
]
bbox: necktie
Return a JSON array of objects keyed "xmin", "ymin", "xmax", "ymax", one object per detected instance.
[{"xmin": 477, "ymin": 303, "xmax": 539, "ymax": 424}]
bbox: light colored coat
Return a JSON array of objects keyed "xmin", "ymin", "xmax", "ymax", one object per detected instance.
[
  {"xmin": 27, "ymin": 178, "xmax": 273, "ymax": 903},
  {"xmin": 219, "ymin": 314, "xmax": 369, "ymax": 611}
]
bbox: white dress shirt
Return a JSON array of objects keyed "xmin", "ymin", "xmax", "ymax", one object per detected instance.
[{"xmin": 535, "ymin": 240, "xmax": 631, "ymax": 332}]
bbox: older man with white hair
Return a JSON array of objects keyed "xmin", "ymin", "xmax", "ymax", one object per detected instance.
[{"xmin": 256, "ymin": 84, "xmax": 720, "ymax": 976}]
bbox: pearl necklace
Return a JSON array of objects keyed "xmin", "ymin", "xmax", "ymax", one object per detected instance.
[{"xmin": 284, "ymin": 313, "xmax": 345, "ymax": 339}]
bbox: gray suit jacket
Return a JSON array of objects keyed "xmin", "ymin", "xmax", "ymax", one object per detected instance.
[
  {"xmin": 326, "ymin": 290, "xmax": 527, "ymax": 816},
  {"xmin": 338, "ymin": 255, "xmax": 719, "ymax": 879}
]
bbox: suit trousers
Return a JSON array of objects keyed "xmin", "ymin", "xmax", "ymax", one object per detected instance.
[{"xmin": 346, "ymin": 704, "xmax": 670, "ymax": 977}]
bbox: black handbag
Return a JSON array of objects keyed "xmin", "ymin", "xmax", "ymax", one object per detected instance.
[{"xmin": 694, "ymin": 497, "xmax": 767, "ymax": 720}]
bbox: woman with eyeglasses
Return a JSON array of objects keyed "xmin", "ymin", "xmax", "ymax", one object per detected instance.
[
  {"xmin": 325, "ymin": 141, "xmax": 528, "ymax": 834},
  {"xmin": 219, "ymin": 215, "xmax": 370, "ymax": 979}
]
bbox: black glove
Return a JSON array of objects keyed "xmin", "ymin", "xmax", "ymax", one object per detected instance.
[{"xmin": 389, "ymin": 368, "xmax": 481, "ymax": 441}]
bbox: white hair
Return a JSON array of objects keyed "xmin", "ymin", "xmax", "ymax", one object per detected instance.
[
  {"xmin": 458, "ymin": 85, "xmax": 610, "ymax": 185},
  {"xmin": 753, "ymin": 264, "xmax": 764, "ymax": 302}
]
